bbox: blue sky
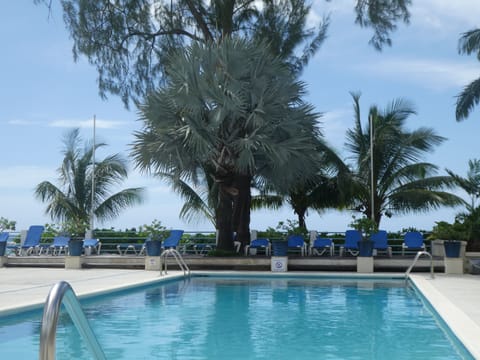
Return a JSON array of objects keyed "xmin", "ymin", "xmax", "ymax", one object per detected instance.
[{"xmin": 1, "ymin": 1, "xmax": 480, "ymax": 233}]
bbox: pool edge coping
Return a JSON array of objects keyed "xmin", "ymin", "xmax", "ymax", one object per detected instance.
[{"xmin": 409, "ymin": 274, "xmax": 480, "ymax": 359}]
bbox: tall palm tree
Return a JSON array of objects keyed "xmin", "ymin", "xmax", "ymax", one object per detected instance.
[
  {"xmin": 132, "ymin": 38, "xmax": 323, "ymax": 249},
  {"xmin": 442, "ymin": 159, "xmax": 480, "ymax": 250},
  {"xmin": 252, "ymin": 139, "xmax": 351, "ymax": 229},
  {"xmin": 446, "ymin": 159, "xmax": 480, "ymax": 212},
  {"xmin": 456, "ymin": 28, "xmax": 480, "ymax": 121},
  {"xmin": 346, "ymin": 93, "xmax": 463, "ymax": 227},
  {"xmin": 35, "ymin": 128, "xmax": 144, "ymax": 236}
]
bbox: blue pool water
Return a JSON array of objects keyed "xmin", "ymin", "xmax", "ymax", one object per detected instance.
[{"xmin": 0, "ymin": 275, "xmax": 473, "ymax": 359}]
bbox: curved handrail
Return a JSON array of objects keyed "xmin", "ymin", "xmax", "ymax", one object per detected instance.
[
  {"xmin": 160, "ymin": 248, "xmax": 190, "ymax": 276},
  {"xmin": 405, "ymin": 251, "xmax": 435, "ymax": 280},
  {"xmin": 39, "ymin": 281, "xmax": 106, "ymax": 360}
]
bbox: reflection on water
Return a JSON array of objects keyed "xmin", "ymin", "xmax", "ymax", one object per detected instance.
[{"xmin": 0, "ymin": 276, "xmax": 472, "ymax": 359}]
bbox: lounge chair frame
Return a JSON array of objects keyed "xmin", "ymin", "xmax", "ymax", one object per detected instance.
[
  {"xmin": 309, "ymin": 237, "xmax": 334, "ymax": 256},
  {"xmin": 339, "ymin": 230, "xmax": 362, "ymax": 257}
]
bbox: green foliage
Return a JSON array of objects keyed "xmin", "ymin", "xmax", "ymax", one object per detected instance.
[
  {"xmin": 446, "ymin": 158, "xmax": 480, "ymax": 211},
  {"xmin": 257, "ymin": 219, "xmax": 309, "ymax": 241},
  {"xmin": 0, "ymin": 217, "xmax": 16, "ymax": 231},
  {"xmin": 276, "ymin": 219, "xmax": 308, "ymax": 238},
  {"xmin": 132, "ymin": 37, "xmax": 323, "ymax": 249},
  {"xmin": 456, "ymin": 29, "xmax": 480, "ymax": 120},
  {"xmin": 354, "ymin": 0, "xmax": 411, "ymax": 50},
  {"xmin": 63, "ymin": 218, "xmax": 90, "ymax": 238},
  {"xmin": 429, "ymin": 221, "xmax": 469, "ymax": 241},
  {"xmin": 43, "ymin": 223, "xmax": 62, "ymax": 238},
  {"xmin": 43, "ymin": 220, "xmax": 89, "ymax": 238},
  {"xmin": 345, "ymin": 93, "xmax": 463, "ymax": 227},
  {"xmin": 258, "ymin": 227, "xmax": 284, "ymax": 239},
  {"xmin": 39, "ymin": 0, "xmax": 330, "ymax": 107},
  {"xmin": 37, "ymin": 0, "xmax": 410, "ymax": 106},
  {"xmin": 138, "ymin": 219, "xmax": 168, "ymax": 241},
  {"xmin": 34, "ymin": 128, "xmax": 144, "ymax": 234},
  {"xmin": 349, "ymin": 216, "xmax": 378, "ymax": 238}
]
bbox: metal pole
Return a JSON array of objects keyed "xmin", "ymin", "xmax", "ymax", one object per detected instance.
[
  {"xmin": 369, "ymin": 114, "xmax": 375, "ymax": 222},
  {"xmin": 90, "ymin": 115, "xmax": 96, "ymax": 236}
]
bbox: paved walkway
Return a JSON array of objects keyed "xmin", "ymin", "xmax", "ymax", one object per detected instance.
[
  {"xmin": 0, "ymin": 268, "xmax": 183, "ymax": 315},
  {"xmin": 0, "ymin": 268, "xmax": 479, "ymax": 357}
]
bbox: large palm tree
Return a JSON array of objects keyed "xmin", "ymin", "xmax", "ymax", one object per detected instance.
[
  {"xmin": 456, "ymin": 28, "xmax": 480, "ymax": 121},
  {"xmin": 252, "ymin": 138, "xmax": 351, "ymax": 229},
  {"xmin": 132, "ymin": 38, "xmax": 323, "ymax": 249},
  {"xmin": 35, "ymin": 128, "xmax": 144, "ymax": 236},
  {"xmin": 446, "ymin": 159, "xmax": 480, "ymax": 212},
  {"xmin": 346, "ymin": 93, "xmax": 463, "ymax": 227}
]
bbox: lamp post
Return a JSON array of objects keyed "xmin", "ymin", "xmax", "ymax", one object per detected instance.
[
  {"xmin": 369, "ymin": 114, "xmax": 375, "ymax": 222},
  {"xmin": 87, "ymin": 115, "xmax": 96, "ymax": 239}
]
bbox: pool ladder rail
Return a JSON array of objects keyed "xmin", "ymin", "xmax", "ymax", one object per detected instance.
[
  {"xmin": 39, "ymin": 281, "xmax": 106, "ymax": 360},
  {"xmin": 160, "ymin": 248, "xmax": 191, "ymax": 276},
  {"xmin": 405, "ymin": 250, "xmax": 435, "ymax": 280}
]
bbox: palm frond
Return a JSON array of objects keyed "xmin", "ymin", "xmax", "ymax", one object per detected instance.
[{"xmin": 455, "ymin": 77, "xmax": 480, "ymax": 121}]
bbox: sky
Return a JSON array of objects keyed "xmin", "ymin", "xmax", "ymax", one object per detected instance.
[{"xmin": 1, "ymin": 1, "xmax": 480, "ymax": 233}]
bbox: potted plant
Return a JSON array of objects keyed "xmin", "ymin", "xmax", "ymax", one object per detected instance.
[
  {"xmin": 142, "ymin": 219, "xmax": 167, "ymax": 256},
  {"xmin": 350, "ymin": 216, "xmax": 378, "ymax": 257},
  {"xmin": 0, "ymin": 218, "xmax": 15, "ymax": 256},
  {"xmin": 0, "ymin": 233, "xmax": 8, "ymax": 256},
  {"xmin": 260, "ymin": 226, "xmax": 287, "ymax": 256},
  {"xmin": 62, "ymin": 219, "xmax": 89, "ymax": 256},
  {"xmin": 271, "ymin": 220, "xmax": 308, "ymax": 257},
  {"xmin": 429, "ymin": 221, "xmax": 465, "ymax": 258}
]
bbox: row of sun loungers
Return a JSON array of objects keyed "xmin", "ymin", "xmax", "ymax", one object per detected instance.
[
  {"xmin": 1, "ymin": 225, "xmax": 101, "ymax": 256},
  {"xmin": 245, "ymin": 230, "xmax": 426, "ymax": 257},
  {"xmin": 1, "ymin": 226, "xmax": 425, "ymax": 258}
]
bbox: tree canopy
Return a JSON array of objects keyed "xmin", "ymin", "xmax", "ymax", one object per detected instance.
[
  {"xmin": 36, "ymin": 0, "xmax": 411, "ymax": 107},
  {"xmin": 456, "ymin": 28, "xmax": 480, "ymax": 121},
  {"xmin": 132, "ymin": 38, "xmax": 323, "ymax": 248},
  {"xmin": 35, "ymin": 128, "xmax": 145, "ymax": 236},
  {"xmin": 345, "ymin": 93, "xmax": 463, "ymax": 227}
]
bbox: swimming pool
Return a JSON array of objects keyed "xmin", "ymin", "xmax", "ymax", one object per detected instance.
[{"xmin": 0, "ymin": 275, "xmax": 473, "ymax": 359}]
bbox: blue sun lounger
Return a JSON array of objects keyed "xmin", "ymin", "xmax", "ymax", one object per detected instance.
[
  {"xmin": 309, "ymin": 237, "xmax": 334, "ymax": 256},
  {"xmin": 14, "ymin": 225, "xmax": 45, "ymax": 256},
  {"xmin": 371, "ymin": 230, "xmax": 392, "ymax": 257},
  {"xmin": 244, "ymin": 238, "xmax": 271, "ymax": 256},
  {"xmin": 401, "ymin": 231, "xmax": 425, "ymax": 256},
  {"xmin": 83, "ymin": 238, "xmax": 101, "ymax": 255},
  {"xmin": 117, "ymin": 239, "xmax": 148, "ymax": 255},
  {"xmin": 45, "ymin": 235, "xmax": 70, "ymax": 255},
  {"xmin": 162, "ymin": 230, "xmax": 184, "ymax": 251},
  {"xmin": 339, "ymin": 230, "xmax": 362, "ymax": 257},
  {"xmin": 286, "ymin": 234, "xmax": 307, "ymax": 256}
]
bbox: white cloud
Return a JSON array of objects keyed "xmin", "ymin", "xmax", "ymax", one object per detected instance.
[
  {"xmin": 411, "ymin": 0, "xmax": 480, "ymax": 31},
  {"xmin": 8, "ymin": 119, "xmax": 41, "ymax": 126},
  {"xmin": 358, "ymin": 57, "xmax": 479, "ymax": 90},
  {"xmin": 0, "ymin": 166, "xmax": 55, "ymax": 189},
  {"xmin": 7, "ymin": 118, "xmax": 127, "ymax": 129},
  {"xmin": 320, "ymin": 107, "xmax": 352, "ymax": 153},
  {"xmin": 49, "ymin": 118, "xmax": 126, "ymax": 129}
]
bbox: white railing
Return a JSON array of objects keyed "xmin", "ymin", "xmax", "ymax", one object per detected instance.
[
  {"xmin": 160, "ymin": 248, "xmax": 190, "ymax": 276},
  {"xmin": 405, "ymin": 251, "xmax": 435, "ymax": 280},
  {"xmin": 39, "ymin": 281, "xmax": 106, "ymax": 360}
]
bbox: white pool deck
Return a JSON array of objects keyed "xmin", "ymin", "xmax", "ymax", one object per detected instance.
[{"xmin": 0, "ymin": 268, "xmax": 479, "ymax": 358}]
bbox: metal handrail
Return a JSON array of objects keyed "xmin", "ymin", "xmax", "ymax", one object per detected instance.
[
  {"xmin": 39, "ymin": 281, "xmax": 106, "ymax": 360},
  {"xmin": 405, "ymin": 251, "xmax": 435, "ymax": 280},
  {"xmin": 160, "ymin": 248, "xmax": 190, "ymax": 276}
]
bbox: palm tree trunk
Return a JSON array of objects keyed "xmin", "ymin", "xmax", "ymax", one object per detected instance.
[
  {"xmin": 233, "ymin": 174, "xmax": 252, "ymax": 249},
  {"xmin": 216, "ymin": 184, "xmax": 234, "ymax": 251},
  {"xmin": 296, "ymin": 209, "xmax": 307, "ymax": 229}
]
